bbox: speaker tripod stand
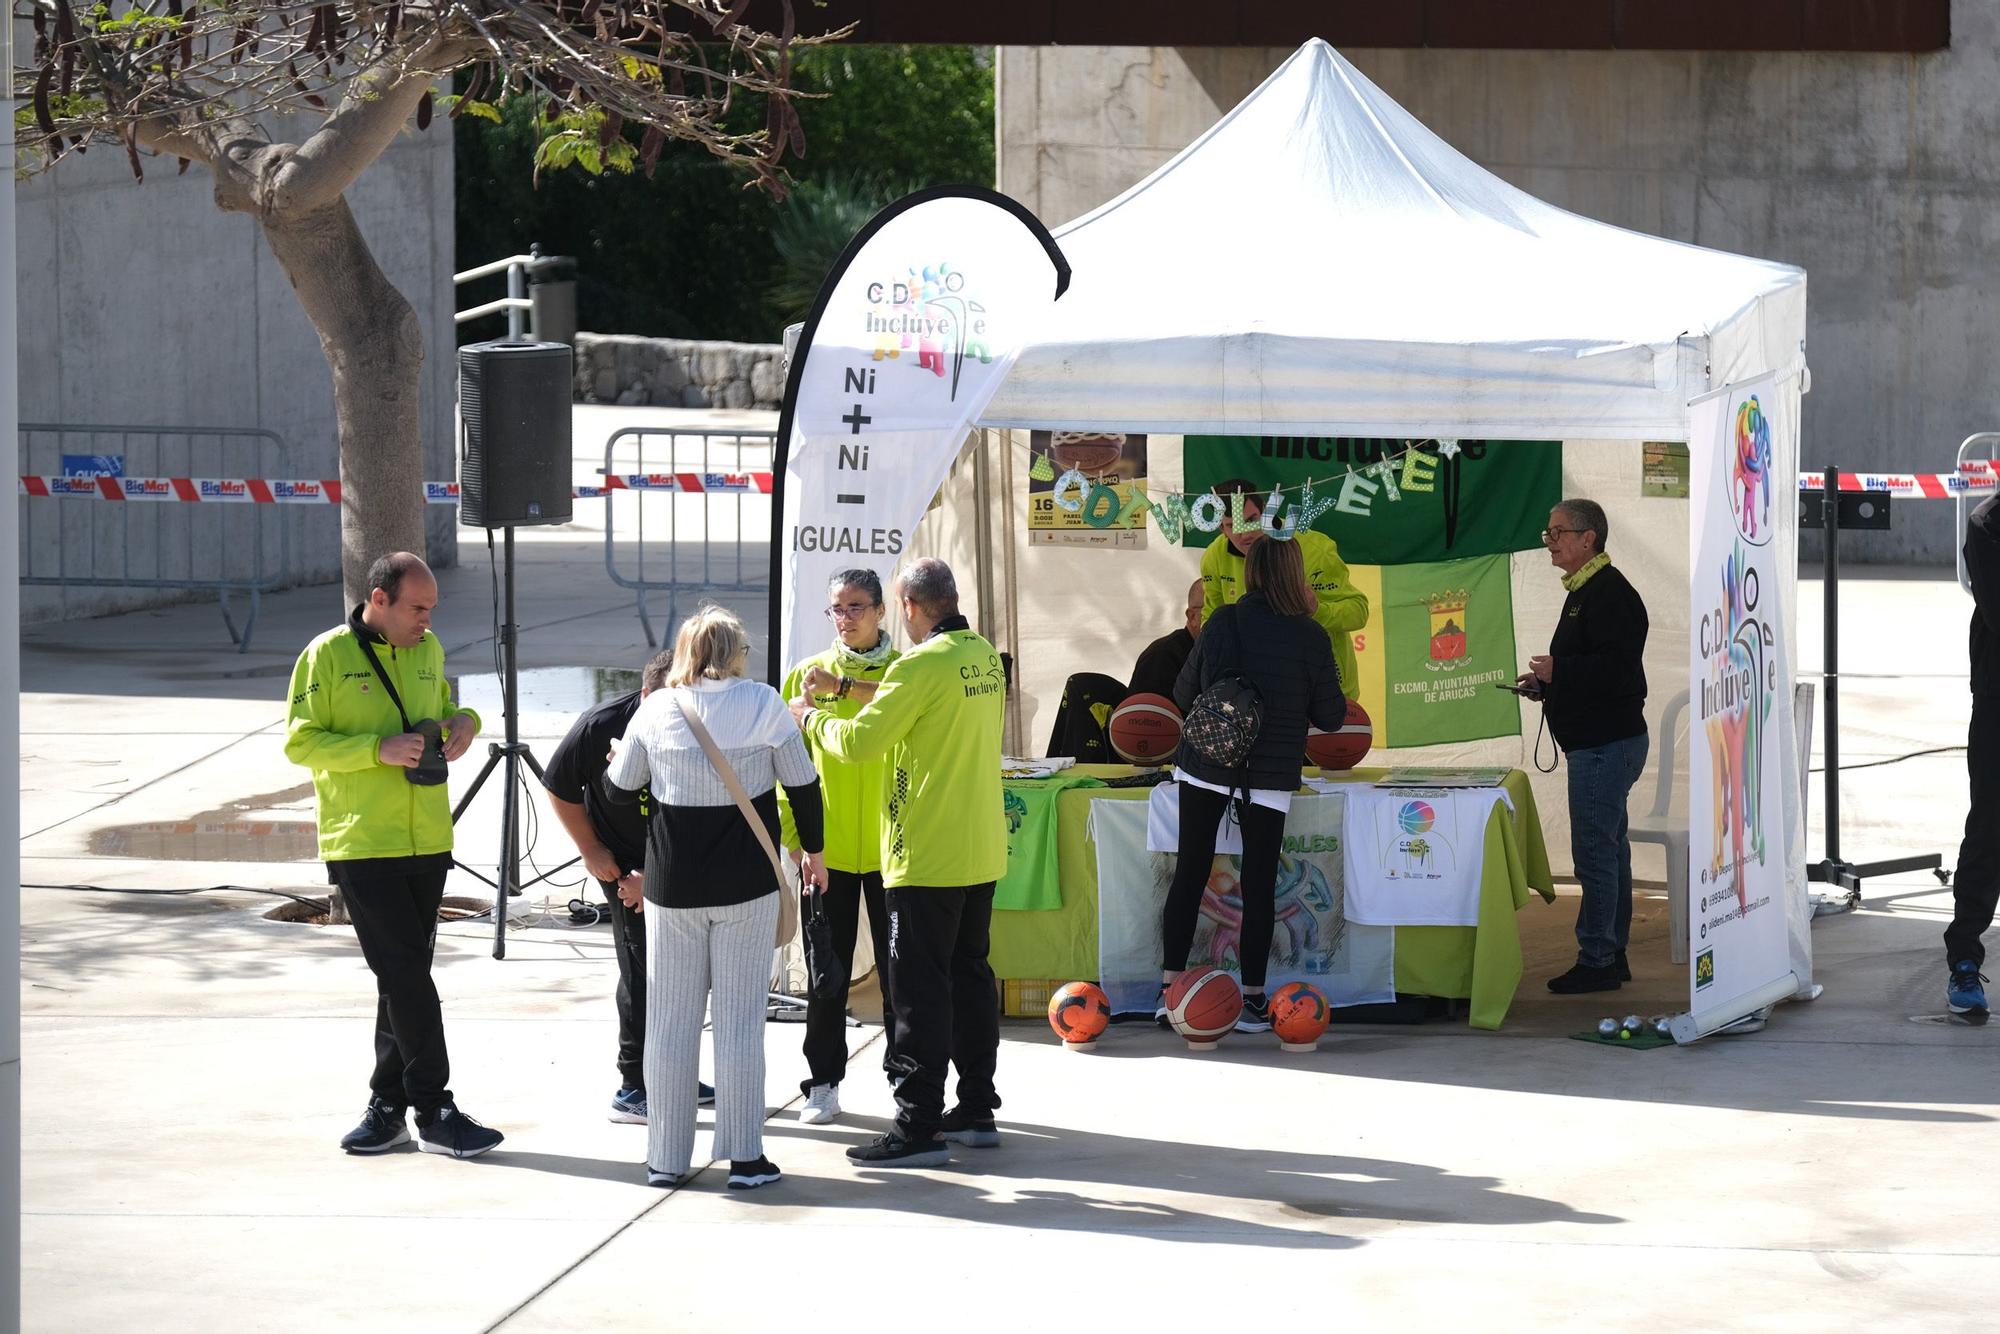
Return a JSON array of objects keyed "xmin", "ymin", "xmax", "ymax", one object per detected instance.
[{"xmin": 449, "ymin": 526, "xmax": 575, "ymax": 959}]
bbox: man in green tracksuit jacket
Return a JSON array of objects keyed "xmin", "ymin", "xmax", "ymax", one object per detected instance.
[
  {"xmin": 790, "ymin": 557, "xmax": 1006, "ymax": 1169},
  {"xmin": 1199, "ymin": 477, "xmax": 1370, "ymax": 695},
  {"xmin": 284, "ymin": 552, "xmax": 502, "ymax": 1161}
]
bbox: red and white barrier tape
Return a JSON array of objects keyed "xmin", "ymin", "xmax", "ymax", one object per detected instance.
[
  {"xmin": 24, "ymin": 467, "xmax": 1991, "ymax": 503},
  {"xmin": 1797, "ymin": 464, "xmax": 2000, "ymax": 498},
  {"xmin": 19, "ymin": 472, "xmax": 775, "ymax": 503}
]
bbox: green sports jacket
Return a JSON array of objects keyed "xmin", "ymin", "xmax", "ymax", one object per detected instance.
[
  {"xmin": 1200, "ymin": 528, "xmax": 1369, "ymax": 695},
  {"xmin": 803, "ymin": 622, "xmax": 1007, "ymax": 889},
  {"xmin": 284, "ymin": 615, "xmax": 479, "ymax": 862},
  {"xmin": 778, "ymin": 645, "xmax": 900, "ymax": 874}
]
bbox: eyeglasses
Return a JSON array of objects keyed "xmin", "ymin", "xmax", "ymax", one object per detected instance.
[
  {"xmin": 1541, "ymin": 527, "xmax": 1583, "ymax": 543},
  {"xmin": 824, "ymin": 602, "xmax": 880, "ymax": 621}
]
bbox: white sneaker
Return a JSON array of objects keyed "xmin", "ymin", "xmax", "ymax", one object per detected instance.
[{"xmin": 799, "ymin": 1083, "xmax": 842, "ymax": 1125}]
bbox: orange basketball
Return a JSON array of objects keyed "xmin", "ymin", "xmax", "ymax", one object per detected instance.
[
  {"xmin": 1108, "ymin": 693, "xmax": 1182, "ymax": 765},
  {"xmin": 1305, "ymin": 699, "xmax": 1373, "ymax": 771},
  {"xmin": 1164, "ymin": 966, "xmax": 1242, "ymax": 1043},
  {"xmin": 1269, "ymin": 981, "xmax": 1331, "ymax": 1046},
  {"xmin": 1047, "ymin": 981, "xmax": 1111, "ymax": 1045}
]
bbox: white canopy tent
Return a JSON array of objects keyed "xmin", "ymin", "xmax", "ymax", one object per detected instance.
[
  {"xmin": 904, "ymin": 39, "xmax": 1813, "ymax": 1003},
  {"xmin": 980, "ymin": 38, "xmax": 1805, "ymax": 439}
]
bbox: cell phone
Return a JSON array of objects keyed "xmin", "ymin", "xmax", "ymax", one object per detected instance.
[{"xmin": 1494, "ymin": 682, "xmax": 1539, "ymax": 698}]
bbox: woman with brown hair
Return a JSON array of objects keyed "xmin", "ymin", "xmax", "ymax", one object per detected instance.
[{"xmin": 1160, "ymin": 534, "xmax": 1346, "ymax": 1032}]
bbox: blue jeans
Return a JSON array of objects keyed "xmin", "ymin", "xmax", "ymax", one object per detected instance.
[{"xmin": 1566, "ymin": 733, "xmax": 1650, "ymax": 968}]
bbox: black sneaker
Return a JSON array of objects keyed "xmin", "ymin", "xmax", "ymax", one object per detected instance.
[
  {"xmin": 1236, "ymin": 994, "xmax": 1273, "ymax": 1034},
  {"xmin": 726, "ymin": 1156, "xmax": 783, "ymax": 1190},
  {"xmin": 846, "ymin": 1131, "xmax": 951, "ymax": 1168},
  {"xmin": 939, "ymin": 1105, "xmax": 1000, "ymax": 1148},
  {"xmin": 1154, "ymin": 982, "xmax": 1172, "ymax": 1029},
  {"xmin": 698, "ymin": 1081, "xmax": 716, "ymax": 1106},
  {"xmin": 1615, "ymin": 951, "xmax": 1632, "ymax": 983},
  {"xmin": 339, "ymin": 1096, "xmax": 409, "ymax": 1154},
  {"xmin": 416, "ymin": 1104, "xmax": 505, "ymax": 1159},
  {"xmin": 1547, "ymin": 961, "xmax": 1623, "ymax": 994}
]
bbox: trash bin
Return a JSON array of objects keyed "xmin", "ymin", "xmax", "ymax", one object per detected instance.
[{"xmin": 527, "ymin": 252, "xmax": 578, "ymax": 346}]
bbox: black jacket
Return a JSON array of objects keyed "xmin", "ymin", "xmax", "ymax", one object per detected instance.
[
  {"xmin": 1126, "ymin": 627, "xmax": 1194, "ymax": 701},
  {"xmin": 1967, "ymin": 494, "xmax": 2000, "ymax": 697},
  {"xmin": 1542, "ymin": 562, "xmax": 1649, "ymax": 752},
  {"xmin": 1173, "ymin": 590, "xmax": 1346, "ymax": 792}
]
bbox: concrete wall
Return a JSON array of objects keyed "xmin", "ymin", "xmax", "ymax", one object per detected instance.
[
  {"xmin": 999, "ymin": 24, "xmax": 2000, "ymax": 564},
  {"xmin": 14, "ymin": 111, "xmax": 459, "ymax": 624}
]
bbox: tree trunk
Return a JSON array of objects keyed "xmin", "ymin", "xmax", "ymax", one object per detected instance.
[{"xmin": 259, "ymin": 201, "xmax": 428, "ymax": 607}]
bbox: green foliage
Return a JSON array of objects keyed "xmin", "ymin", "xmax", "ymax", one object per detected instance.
[
  {"xmin": 454, "ymin": 45, "xmax": 995, "ymax": 345},
  {"xmin": 766, "ymin": 174, "xmax": 898, "ymax": 327},
  {"xmin": 529, "ymin": 107, "xmax": 640, "ymax": 182}
]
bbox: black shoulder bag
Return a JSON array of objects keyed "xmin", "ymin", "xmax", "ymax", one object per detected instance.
[
  {"xmin": 1179, "ymin": 614, "xmax": 1265, "ymax": 772},
  {"xmin": 354, "ymin": 634, "xmax": 449, "ymax": 785}
]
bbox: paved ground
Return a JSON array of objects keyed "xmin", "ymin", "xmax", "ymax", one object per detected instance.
[{"xmin": 16, "ymin": 441, "xmax": 2000, "ymax": 1330}]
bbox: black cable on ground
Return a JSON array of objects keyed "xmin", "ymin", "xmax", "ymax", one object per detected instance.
[
  {"xmin": 23, "ymin": 882, "xmax": 328, "ymax": 910},
  {"xmin": 1810, "ymin": 744, "xmax": 1966, "ymax": 774}
]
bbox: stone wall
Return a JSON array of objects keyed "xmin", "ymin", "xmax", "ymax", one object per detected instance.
[{"xmin": 573, "ymin": 333, "xmax": 786, "ymax": 410}]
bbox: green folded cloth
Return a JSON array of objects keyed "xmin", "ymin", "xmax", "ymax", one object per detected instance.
[{"xmin": 995, "ymin": 774, "xmax": 1106, "ymax": 911}]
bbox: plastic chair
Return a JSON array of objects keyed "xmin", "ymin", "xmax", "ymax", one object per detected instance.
[{"xmin": 1628, "ymin": 688, "xmax": 1692, "ymax": 964}]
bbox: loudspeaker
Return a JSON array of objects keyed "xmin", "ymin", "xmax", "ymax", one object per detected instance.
[{"xmin": 458, "ymin": 339, "xmax": 574, "ymax": 527}]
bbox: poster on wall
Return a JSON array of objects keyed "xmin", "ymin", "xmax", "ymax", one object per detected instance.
[
  {"xmin": 1181, "ymin": 436, "xmax": 1561, "ymax": 564},
  {"xmin": 1642, "ymin": 441, "xmax": 1691, "ymax": 498},
  {"xmin": 1687, "ymin": 374, "xmax": 1794, "ymax": 1022},
  {"xmin": 1026, "ymin": 430, "xmax": 1149, "ymax": 548},
  {"xmin": 1093, "ymin": 796, "xmax": 1395, "ymax": 1016},
  {"xmin": 1346, "ymin": 554, "xmax": 1520, "ymax": 747}
]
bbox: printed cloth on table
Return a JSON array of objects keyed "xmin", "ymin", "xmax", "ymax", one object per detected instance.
[{"xmin": 1341, "ymin": 786, "xmax": 1510, "ymax": 927}]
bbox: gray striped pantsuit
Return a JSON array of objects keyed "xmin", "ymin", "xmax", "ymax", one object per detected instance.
[{"xmin": 644, "ymin": 892, "xmax": 779, "ymax": 1177}]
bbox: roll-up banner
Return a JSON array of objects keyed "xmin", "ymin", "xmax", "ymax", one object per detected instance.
[
  {"xmin": 769, "ymin": 188, "xmax": 1070, "ymax": 678},
  {"xmin": 1686, "ymin": 373, "xmax": 1797, "ymax": 1030}
]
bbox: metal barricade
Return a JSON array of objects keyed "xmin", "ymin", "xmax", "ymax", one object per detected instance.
[
  {"xmin": 17, "ymin": 423, "xmax": 292, "ymax": 652},
  {"xmin": 602, "ymin": 426, "xmax": 776, "ymax": 646},
  {"xmin": 1958, "ymin": 432, "xmax": 2000, "ymax": 596}
]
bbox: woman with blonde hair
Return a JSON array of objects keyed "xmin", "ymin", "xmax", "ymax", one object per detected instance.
[
  {"xmin": 606, "ymin": 605, "xmax": 827, "ymax": 1189},
  {"xmin": 1160, "ymin": 533, "xmax": 1345, "ymax": 1033}
]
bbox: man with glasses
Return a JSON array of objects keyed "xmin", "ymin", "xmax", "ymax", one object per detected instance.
[{"xmin": 1518, "ymin": 499, "xmax": 1651, "ymax": 994}]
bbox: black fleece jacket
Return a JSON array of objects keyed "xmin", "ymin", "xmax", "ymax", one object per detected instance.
[
  {"xmin": 1542, "ymin": 562, "xmax": 1649, "ymax": 752},
  {"xmin": 1173, "ymin": 590, "xmax": 1346, "ymax": 792},
  {"xmin": 1966, "ymin": 494, "xmax": 2000, "ymax": 697}
]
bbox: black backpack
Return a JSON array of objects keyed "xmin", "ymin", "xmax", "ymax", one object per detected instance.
[{"xmin": 1179, "ymin": 615, "xmax": 1264, "ymax": 770}]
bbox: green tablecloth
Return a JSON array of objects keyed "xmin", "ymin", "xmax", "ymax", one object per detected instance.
[{"xmin": 989, "ymin": 765, "xmax": 1556, "ymax": 1029}]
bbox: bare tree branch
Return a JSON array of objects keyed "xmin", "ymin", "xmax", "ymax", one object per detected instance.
[{"xmin": 269, "ymin": 27, "xmax": 479, "ymax": 215}]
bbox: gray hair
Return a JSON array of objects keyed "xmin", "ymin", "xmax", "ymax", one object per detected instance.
[
  {"xmin": 827, "ymin": 568, "xmax": 885, "ymax": 606},
  {"xmin": 1556, "ymin": 498, "xmax": 1609, "ymax": 555},
  {"xmin": 896, "ymin": 557, "xmax": 959, "ymax": 618}
]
